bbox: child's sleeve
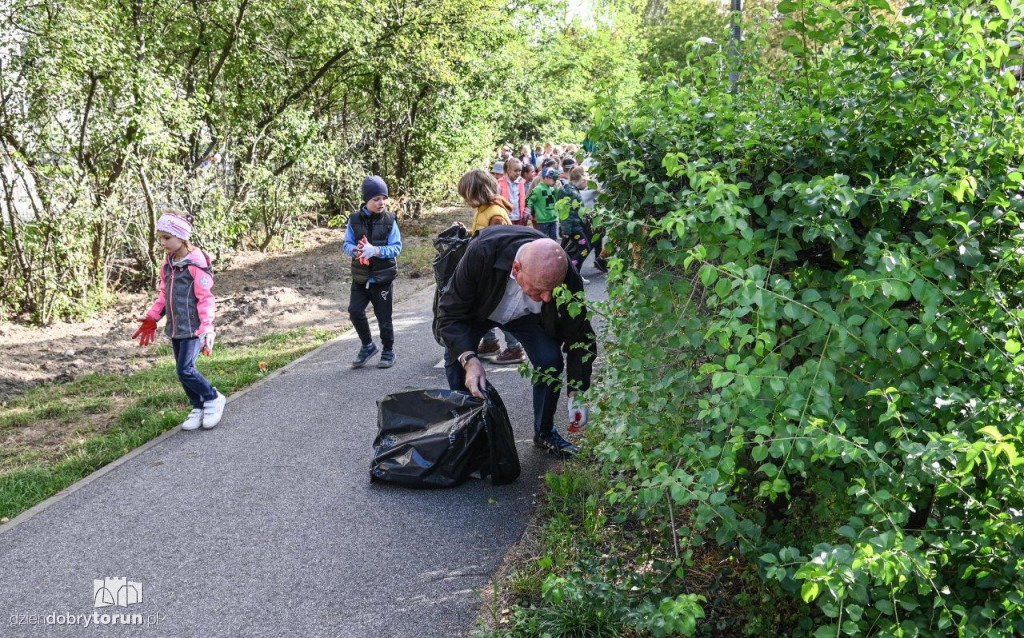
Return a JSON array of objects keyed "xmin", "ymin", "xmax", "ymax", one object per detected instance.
[
  {"xmin": 343, "ymin": 219, "xmax": 359, "ymax": 258},
  {"xmin": 378, "ymin": 222, "xmax": 403, "ymax": 259},
  {"xmin": 527, "ymin": 187, "xmax": 541, "ymax": 208},
  {"xmin": 189, "ymin": 266, "xmax": 216, "ymax": 336},
  {"xmin": 144, "ymin": 263, "xmax": 167, "ymax": 321}
]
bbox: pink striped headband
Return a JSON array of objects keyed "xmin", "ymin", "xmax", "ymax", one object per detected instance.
[{"xmin": 156, "ymin": 213, "xmax": 193, "ymax": 241}]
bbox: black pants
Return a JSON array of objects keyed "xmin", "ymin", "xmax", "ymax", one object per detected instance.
[
  {"xmin": 348, "ymin": 281, "xmax": 394, "ymax": 349},
  {"xmin": 584, "ymin": 214, "xmax": 607, "ymax": 271}
]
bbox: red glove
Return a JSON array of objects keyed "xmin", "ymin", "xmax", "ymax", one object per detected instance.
[
  {"xmin": 568, "ymin": 396, "xmax": 589, "ymax": 433},
  {"xmin": 133, "ymin": 317, "xmax": 158, "ymax": 346}
]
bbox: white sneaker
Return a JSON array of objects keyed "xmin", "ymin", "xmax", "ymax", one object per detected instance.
[
  {"xmin": 201, "ymin": 391, "xmax": 226, "ymax": 429},
  {"xmin": 581, "ymin": 276, "xmax": 591, "ymax": 284},
  {"xmin": 181, "ymin": 408, "xmax": 204, "ymax": 431}
]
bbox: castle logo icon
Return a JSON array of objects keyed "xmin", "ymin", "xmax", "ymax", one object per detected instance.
[{"xmin": 93, "ymin": 577, "xmax": 143, "ymax": 608}]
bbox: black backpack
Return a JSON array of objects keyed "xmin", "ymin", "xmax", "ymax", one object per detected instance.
[{"xmin": 430, "ymin": 223, "xmax": 471, "ymax": 346}]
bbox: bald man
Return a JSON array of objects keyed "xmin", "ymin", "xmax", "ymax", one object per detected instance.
[{"xmin": 436, "ymin": 225, "xmax": 596, "ymax": 459}]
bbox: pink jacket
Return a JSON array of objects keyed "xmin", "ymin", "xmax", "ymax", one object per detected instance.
[
  {"xmin": 497, "ymin": 175, "xmax": 527, "ymax": 221},
  {"xmin": 145, "ymin": 248, "xmax": 215, "ymax": 339}
]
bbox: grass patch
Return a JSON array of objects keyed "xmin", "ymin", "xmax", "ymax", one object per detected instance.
[
  {"xmin": 477, "ymin": 460, "xmax": 742, "ymax": 638},
  {"xmin": 402, "ymin": 242, "xmax": 436, "ymax": 280},
  {"xmin": 0, "ymin": 327, "xmax": 334, "ymax": 521},
  {"xmin": 35, "ymin": 403, "xmax": 79, "ymax": 422},
  {"xmin": 0, "ymin": 411, "xmax": 34, "ymax": 431}
]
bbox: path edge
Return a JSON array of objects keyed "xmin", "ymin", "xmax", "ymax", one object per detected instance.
[{"xmin": 0, "ymin": 285, "xmax": 436, "ymax": 537}]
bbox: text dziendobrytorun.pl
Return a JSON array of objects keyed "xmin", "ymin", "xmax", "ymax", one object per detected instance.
[{"xmin": 10, "ymin": 612, "xmax": 166, "ymax": 628}]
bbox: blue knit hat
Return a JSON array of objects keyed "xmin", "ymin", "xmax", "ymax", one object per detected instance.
[{"xmin": 361, "ymin": 176, "xmax": 389, "ymax": 203}]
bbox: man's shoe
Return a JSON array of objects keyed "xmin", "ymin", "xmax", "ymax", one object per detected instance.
[
  {"xmin": 494, "ymin": 346, "xmax": 526, "ymax": 365},
  {"xmin": 581, "ymin": 276, "xmax": 591, "ymax": 284},
  {"xmin": 594, "ymin": 258, "xmax": 609, "ymax": 274},
  {"xmin": 477, "ymin": 340, "xmax": 501, "ymax": 360},
  {"xmin": 533, "ymin": 429, "xmax": 580, "ymax": 459},
  {"xmin": 201, "ymin": 392, "xmax": 226, "ymax": 429},
  {"xmin": 378, "ymin": 349, "xmax": 395, "ymax": 368},
  {"xmin": 352, "ymin": 342, "xmax": 378, "ymax": 368},
  {"xmin": 181, "ymin": 408, "xmax": 203, "ymax": 431}
]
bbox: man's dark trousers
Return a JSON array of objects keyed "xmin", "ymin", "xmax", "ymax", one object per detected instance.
[{"xmin": 444, "ymin": 314, "xmax": 563, "ymax": 436}]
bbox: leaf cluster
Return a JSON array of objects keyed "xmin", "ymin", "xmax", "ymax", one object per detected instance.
[{"xmin": 586, "ymin": 0, "xmax": 1024, "ymax": 634}]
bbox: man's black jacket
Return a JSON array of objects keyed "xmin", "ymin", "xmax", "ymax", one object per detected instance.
[{"xmin": 437, "ymin": 225, "xmax": 596, "ymax": 392}]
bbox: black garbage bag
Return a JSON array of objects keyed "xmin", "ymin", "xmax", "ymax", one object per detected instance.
[
  {"xmin": 370, "ymin": 385, "xmax": 521, "ymax": 488},
  {"xmin": 431, "ymin": 223, "xmax": 471, "ymax": 346},
  {"xmin": 481, "ymin": 386, "xmax": 520, "ymax": 486}
]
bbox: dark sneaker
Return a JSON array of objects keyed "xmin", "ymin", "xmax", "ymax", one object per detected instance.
[
  {"xmin": 533, "ymin": 429, "xmax": 580, "ymax": 459},
  {"xmin": 377, "ymin": 349, "xmax": 395, "ymax": 368},
  {"xmin": 477, "ymin": 340, "xmax": 501, "ymax": 360},
  {"xmin": 594, "ymin": 258, "xmax": 609, "ymax": 273},
  {"xmin": 351, "ymin": 342, "xmax": 378, "ymax": 368},
  {"xmin": 494, "ymin": 347, "xmax": 526, "ymax": 365}
]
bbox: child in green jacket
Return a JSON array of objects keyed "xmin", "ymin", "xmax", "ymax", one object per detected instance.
[{"xmin": 527, "ymin": 167, "xmax": 560, "ymax": 240}]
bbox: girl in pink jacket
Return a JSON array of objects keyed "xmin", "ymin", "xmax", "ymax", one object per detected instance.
[{"xmin": 132, "ymin": 210, "xmax": 225, "ymax": 430}]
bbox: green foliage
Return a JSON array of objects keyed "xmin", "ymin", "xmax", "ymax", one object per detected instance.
[
  {"xmin": 641, "ymin": 0, "xmax": 784, "ymax": 76},
  {"xmin": 582, "ymin": 0, "xmax": 1024, "ymax": 635},
  {"xmin": 480, "ymin": 465, "xmax": 707, "ymax": 638},
  {"xmin": 0, "ymin": 0, "xmax": 643, "ymax": 323},
  {"xmin": 643, "ymin": 0, "xmax": 729, "ymax": 71}
]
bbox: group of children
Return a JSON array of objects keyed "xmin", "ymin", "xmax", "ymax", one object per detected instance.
[
  {"xmin": 487, "ymin": 151, "xmax": 605, "ymax": 279},
  {"xmin": 133, "ymin": 147, "xmax": 601, "ymax": 430},
  {"xmin": 455, "ymin": 148, "xmax": 604, "ymax": 363}
]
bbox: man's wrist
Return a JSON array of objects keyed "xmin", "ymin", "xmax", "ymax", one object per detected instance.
[{"xmin": 458, "ymin": 351, "xmax": 479, "ymax": 367}]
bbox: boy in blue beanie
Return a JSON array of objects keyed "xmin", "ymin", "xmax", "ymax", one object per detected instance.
[{"xmin": 343, "ymin": 175, "xmax": 403, "ymax": 368}]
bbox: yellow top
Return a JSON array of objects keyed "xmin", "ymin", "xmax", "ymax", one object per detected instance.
[{"xmin": 470, "ymin": 202, "xmax": 512, "ymax": 235}]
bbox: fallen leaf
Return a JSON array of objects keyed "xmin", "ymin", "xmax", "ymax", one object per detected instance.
[{"xmin": 258, "ymin": 361, "xmax": 268, "ymax": 372}]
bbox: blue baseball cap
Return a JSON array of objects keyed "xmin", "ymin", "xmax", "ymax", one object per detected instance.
[{"xmin": 541, "ymin": 168, "xmax": 560, "ymax": 179}]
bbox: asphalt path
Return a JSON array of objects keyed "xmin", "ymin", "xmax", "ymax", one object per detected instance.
[{"xmin": 0, "ymin": 268, "xmax": 608, "ymax": 638}]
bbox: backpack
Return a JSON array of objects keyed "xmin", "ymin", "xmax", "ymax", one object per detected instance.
[{"xmin": 430, "ymin": 223, "xmax": 471, "ymax": 347}]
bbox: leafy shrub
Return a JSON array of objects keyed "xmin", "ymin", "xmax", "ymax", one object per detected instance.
[{"xmin": 587, "ymin": 1, "xmax": 1024, "ymax": 635}]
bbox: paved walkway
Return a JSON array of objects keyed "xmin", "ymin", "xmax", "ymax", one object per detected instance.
[{"xmin": 0, "ymin": 274, "xmax": 606, "ymax": 637}]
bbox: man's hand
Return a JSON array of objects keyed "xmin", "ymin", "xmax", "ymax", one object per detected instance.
[
  {"xmin": 568, "ymin": 395, "xmax": 589, "ymax": 433},
  {"xmin": 132, "ymin": 317, "xmax": 158, "ymax": 346},
  {"xmin": 463, "ymin": 357, "xmax": 487, "ymax": 399}
]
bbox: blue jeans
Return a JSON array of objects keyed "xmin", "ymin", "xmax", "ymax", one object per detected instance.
[
  {"xmin": 536, "ymin": 222, "xmax": 558, "ymax": 241},
  {"xmin": 444, "ymin": 314, "xmax": 563, "ymax": 436},
  {"xmin": 172, "ymin": 338, "xmax": 218, "ymax": 409}
]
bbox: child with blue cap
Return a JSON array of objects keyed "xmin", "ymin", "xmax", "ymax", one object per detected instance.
[{"xmin": 343, "ymin": 176, "xmax": 403, "ymax": 368}]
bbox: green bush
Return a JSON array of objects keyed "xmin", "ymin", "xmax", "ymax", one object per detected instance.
[{"xmin": 587, "ymin": 1, "xmax": 1024, "ymax": 635}]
